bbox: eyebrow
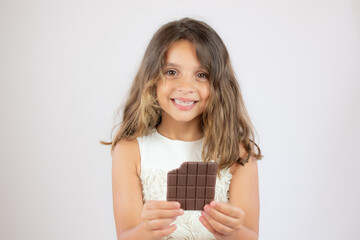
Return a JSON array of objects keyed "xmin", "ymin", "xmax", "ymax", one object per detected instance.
[
  {"xmin": 164, "ymin": 62, "xmax": 206, "ymax": 70},
  {"xmin": 164, "ymin": 62, "xmax": 180, "ymax": 67}
]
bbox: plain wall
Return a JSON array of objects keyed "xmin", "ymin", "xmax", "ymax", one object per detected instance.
[{"xmin": 1, "ymin": 0, "xmax": 359, "ymax": 239}]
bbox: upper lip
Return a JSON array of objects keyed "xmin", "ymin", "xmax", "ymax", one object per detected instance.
[{"xmin": 171, "ymin": 97, "xmax": 198, "ymax": 102}]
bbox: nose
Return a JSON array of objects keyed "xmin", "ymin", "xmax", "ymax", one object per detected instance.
[{"xmin": 176, "ymin": 74, "xmax": 195, "ymax": 93}]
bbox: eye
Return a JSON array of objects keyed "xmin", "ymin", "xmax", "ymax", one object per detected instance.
[
  {"xmin": 164, "ymin": 69, "xmax": 177, "ymax": 76},
  {"xmin": 197, "ymin": 72, "xmax": 209, "ymax": 79}
]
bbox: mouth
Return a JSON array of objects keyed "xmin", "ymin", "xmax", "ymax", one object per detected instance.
[
  {"xmin": 171, "ymin": 98, "xmax": 198, "ymax": 106},
  {"xmin": 170, "ymin": 98, "xmax": 199, "ymax": 110}
]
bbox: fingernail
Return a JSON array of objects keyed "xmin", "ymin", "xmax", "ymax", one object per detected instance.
[
  {"xmin": 204, "ymin": 205, "xmax": 209, "ymax": 212},
  {"xmin": 210, "ymin": 201, "xmax": 216, "ymax": 207},
  {"xmin": 201, "ymin": 211, "xmax": 207, "ymax": 216},
  {"xmin": 178, "ymin": 209, "xmax": 184, "ymax": 214},
  {"xmin": 175, "ymin": 202, "xmax": 180, "ymax": 208}
]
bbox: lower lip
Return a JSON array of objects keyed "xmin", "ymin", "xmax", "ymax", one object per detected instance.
[{"xmin": 171, "ymin": 99, "xmax": 198, "ymax": 111}]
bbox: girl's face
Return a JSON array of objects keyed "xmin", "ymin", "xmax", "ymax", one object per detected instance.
[{"xmin": 157, "ymin": 39, "xmax": 210, "ymax": 124}]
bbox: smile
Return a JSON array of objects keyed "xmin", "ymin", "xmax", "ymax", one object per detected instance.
[
  {"xmin": 171, "ymin": 98, "xmax": 199, "ymax": 111},
  {"xmin": 174, "ymin": 99, "xmax": 196, "ymax": 106}
]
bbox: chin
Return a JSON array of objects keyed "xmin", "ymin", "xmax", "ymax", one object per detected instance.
[
  {"xmin": 170, "ymin": 114, "xmax": 201, "ymax": 123},
  {"xmin": 173, "ymin": 117, "xmax": 196, "ymax": 122}
]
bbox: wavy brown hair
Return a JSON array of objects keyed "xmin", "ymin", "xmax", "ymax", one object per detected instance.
[{"xmin": 101, "ymin": 17, "xmax": 263, "ymax": 172}]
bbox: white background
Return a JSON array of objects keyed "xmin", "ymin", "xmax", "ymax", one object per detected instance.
[{"xmin": 1, "ymin": 0, "xmax": 359, "ymax": 239}]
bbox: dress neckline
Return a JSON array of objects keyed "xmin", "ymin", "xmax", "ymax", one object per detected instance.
[{"xmin": 154, "ymin": 128, "xmax": 204, "ymax": 144}]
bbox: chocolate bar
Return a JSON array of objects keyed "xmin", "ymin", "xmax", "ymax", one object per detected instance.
[{"xmin": 167, "ymin": 161, "xmax": 218, "ymax": 210}]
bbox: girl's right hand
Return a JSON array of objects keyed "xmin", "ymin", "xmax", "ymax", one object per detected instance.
[{"xmin": 139, "ymin": 200, "xmax": 184, "ymax": 240}]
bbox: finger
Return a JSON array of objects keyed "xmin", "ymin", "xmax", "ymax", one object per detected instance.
[
  {"xmin": 204, "ymin": 204, "xmax": 239, "ymax": 228},
  {"xmin": 147, "ymin": 208, "xmax": 184, "ymax": 220},
  {"xmin": 209, "ymin": 201, "xmax": 244, "ymax": 219},
  {"xmin": 151, "ymin": 224, "xmax": 177, "ymax": 239},
  {"xmin": 146, "ymin": 200, "xmax": 181, "ymax": 210},
  {"xmin": 199, "ymin": 215, "xmax": 217, "ymax": 235},
  {"xmin": 147, "ymin": 217, "xmax": 177, "ymax": 231},
  {"xmin": 201, "ymin": 210, "xmax": 233, "ymax": 235}
]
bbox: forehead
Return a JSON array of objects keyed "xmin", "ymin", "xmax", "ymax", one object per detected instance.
[{"xmin": 165, "ymin": 40, "xmax": 202, "ymax": 64}]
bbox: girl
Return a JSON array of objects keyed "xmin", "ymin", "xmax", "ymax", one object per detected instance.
[{"xmin": 101, "ymin": 17, "xmax": 263, "ymax": 240}]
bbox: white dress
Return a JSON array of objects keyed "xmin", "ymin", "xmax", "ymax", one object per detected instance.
[{"xmin": 137, "ymin": 129, "xmax": 233, "ymax": 240}]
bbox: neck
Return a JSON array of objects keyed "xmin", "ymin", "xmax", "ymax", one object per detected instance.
[{"xmin": 157, "ymin": 113, "xmax": 203, "ymax": 141}]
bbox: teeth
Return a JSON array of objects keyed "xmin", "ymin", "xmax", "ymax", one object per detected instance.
[{"xmin": 174, "ymin": 99, "xmax": 196, "ymax": 106}]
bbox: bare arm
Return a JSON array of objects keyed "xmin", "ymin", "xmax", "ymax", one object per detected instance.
[
  {"xmin": 112, "ymin": 139, "xmax": 144, "ymax": 239},
  {"xmin": 112, "ymin": 139, "xmax": 183, "ymax": 240},
  {"xmin": 227, "ymin": 155, "xmax": 260, "ymax": 239}
]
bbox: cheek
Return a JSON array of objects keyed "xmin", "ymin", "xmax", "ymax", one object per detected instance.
[
  {"xmin": 201, "ymin": 84, "xmax": 210, "ymax": 102},
  {"xmin": 156, "ymin": 83, "xmax": 169, "ymax": 104}
]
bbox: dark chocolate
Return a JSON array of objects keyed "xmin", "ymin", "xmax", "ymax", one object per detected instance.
[{"xmin": 167, "ymin": 161, "xmax": 218, "ymax": 210}]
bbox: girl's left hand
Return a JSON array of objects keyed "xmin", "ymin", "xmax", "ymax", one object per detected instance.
[{"xmin": 199, "ymin": 201, "xmax": 245, "ymax": 240}]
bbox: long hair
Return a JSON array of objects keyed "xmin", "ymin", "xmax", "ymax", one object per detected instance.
[{"xmin": 101, "ymin": 17, "xmax": 263, "ymax": 171}]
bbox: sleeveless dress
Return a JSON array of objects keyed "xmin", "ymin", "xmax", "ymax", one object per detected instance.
[{"xmin": 137, "ymin": 129, "xmax": 233, "ymax": 240}]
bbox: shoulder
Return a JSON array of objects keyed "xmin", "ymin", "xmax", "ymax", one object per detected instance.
[
  {"xmin": 229, "ymin": 141, "xmax": 256, "ymax": 175},
  {"xmin": 112, "ymin": 138, "xmax": 140, "ymax": 158},
  {"xmin": 112, "ymin": 138, "xmax": 141, "ymax": 177}
]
